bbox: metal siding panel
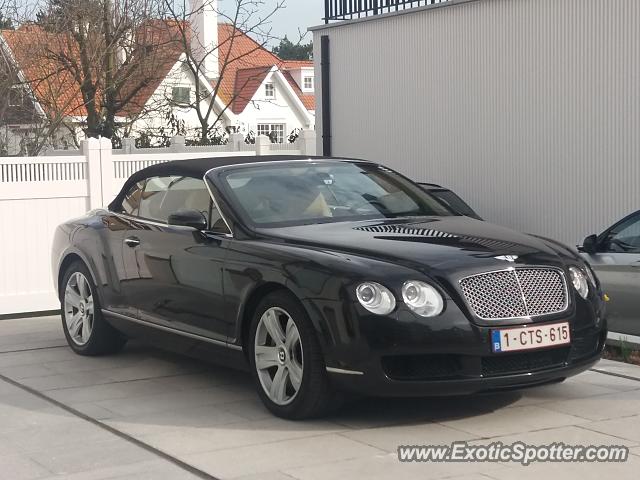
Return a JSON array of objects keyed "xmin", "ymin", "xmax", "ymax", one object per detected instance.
[{"xmin": 314, "ymin": 0, "xmax": 640, "ymax": 244}]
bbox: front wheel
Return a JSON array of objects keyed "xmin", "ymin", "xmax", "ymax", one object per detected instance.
[
  {"xmin": 61, "ymin": 262, "xmax": 126, "ymax": 355},
  {"xmin": 248, "ymin": 290, "xmax": 340, "ymax": 419}
]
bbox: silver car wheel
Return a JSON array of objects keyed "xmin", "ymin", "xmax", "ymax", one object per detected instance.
[
  {"xmin": 64, "ymin": 272, "xmax": 94, "ymax": 346},
  {"xmin": 254, "ymin": 307, "xmax": 304, "ymax": 406}
]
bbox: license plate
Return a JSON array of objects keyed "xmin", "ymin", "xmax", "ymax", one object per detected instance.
[{"xmin": 491, "ymin": 322, "xmax": 570, "ymax": 353}]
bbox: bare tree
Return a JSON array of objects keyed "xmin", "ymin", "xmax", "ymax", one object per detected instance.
[
  {"xmin": 1, "ymin": 0, "xmax": 298, "ymax": 153},
  {"xmin": 162, "ymin": 0, "xmax": 286, "ymax": 145},
  {"xmin": 0, "ymin": 0, "xmax": 82, "ymax": 155},
  {"xmin": 26, "ymin": 0, "xmax": 180, "ymax": 140}
]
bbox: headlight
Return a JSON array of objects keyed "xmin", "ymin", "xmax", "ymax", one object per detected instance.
[
  {"xmin": 356, "ymin": 282, "xmax": 396, "ymax": 315},
  {"xmin": 402, "ymin": 280, "xmax": 445, "ymax": 317},
  {"xmin": 568, "ymin": 266, "xmax": 589, "ymax": 299}
]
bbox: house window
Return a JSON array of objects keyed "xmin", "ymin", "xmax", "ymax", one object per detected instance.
[
  {"xmin": 172, "ymin": 86, "xmax": 190, "ymax": 105},
  {"xmin": 8, "ymin": 86, "xmax": 23, "ymax": 107},
  {"xmin": 257, "ymin": 123, "xmax": 285, "ymax": 144},
  {"xmin": 265, "ymin": 83, "xmax": 275, "ymax": 99},
  {"xmin": 303, "ymin": 76, "xmax": 314, "ymax": 91}
]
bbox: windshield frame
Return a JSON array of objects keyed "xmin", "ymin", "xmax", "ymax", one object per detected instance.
[{"xmin": 206, "ymin": 159, "xmax": 458, "ymax": 229}]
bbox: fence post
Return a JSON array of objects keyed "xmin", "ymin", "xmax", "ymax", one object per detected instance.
[
  {"xmin": 229, "ymin": 132, "xmax": 244, "ymax": 151},
  {"xmin": 82, "ymin": 138, "xmax": 103, "ymax": 210},
  {"xmin": 121, "ymin": 138, "xmax": 136, "ymax": 154},
  {"xmin": 298, "ymin": 129, "xmax": 317, "ymax": 156},
  {"xmin": 99, "ymin": 137, "xmax": 115, "ymax": 206},
  {"xmin": 255, "ymin": 135, "xmax": 271, "ymax": 156},
  {"xmin": 170, "ymin": 135, "xmax": 186, "ymax": 152}
]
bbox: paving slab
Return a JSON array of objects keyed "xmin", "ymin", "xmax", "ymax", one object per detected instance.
[
  {"xmin": 580, "ymin": 415, "xmax": 640, "ymax": 444},
  {"xmin": 594, "ymin": 359, "xmax": 640, "ymax": 380},
  {"xmin": 0, "ymin": 376, "xmax": 201, "ymax": 480},
  {"xmin": 284, "ymin": 451, "xmax": 511, "ymax": 480},
  {"xmin": 0, "ymin": 315, "xmax": 638, "ymax": 480},
  {"xmin": 180, "ymin": 433, "xmax": 384, "ymax": 479}
]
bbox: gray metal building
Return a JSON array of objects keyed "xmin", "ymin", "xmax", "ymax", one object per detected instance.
[{"xmin": 311, "ymin": 0, "xmax": 640, "ymax": 245}]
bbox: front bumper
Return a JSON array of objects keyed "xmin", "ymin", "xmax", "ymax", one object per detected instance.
[
  {"xmin": 326, "ymin": 335, "xmax": 605, "ymax": 397},
  {"xmin": 306, "ymin": 292, "xmax": 607, "ymax": 397}
]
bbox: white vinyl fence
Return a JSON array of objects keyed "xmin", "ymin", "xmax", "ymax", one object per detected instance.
[{"xmin": 0, "ymin": 131, "xmax": 316, "ymax": 315}]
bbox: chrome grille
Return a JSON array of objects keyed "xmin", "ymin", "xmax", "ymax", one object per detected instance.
[{"xmin": 459, "ymin": 268, "xmax": 568, "ymax": 320}]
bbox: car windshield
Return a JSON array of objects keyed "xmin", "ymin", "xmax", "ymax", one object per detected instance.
[
  {"xmin": 430, "ymin": 190, "xmax": 480, "ymax": 219},
  {"xmin": 217, "ymin": 161, "xmax": 455, "ymax": 227}
]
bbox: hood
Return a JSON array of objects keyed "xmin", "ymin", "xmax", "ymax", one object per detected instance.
[{"xmin": 255, "ymin": 216, "xmax": 572, "ymax": 276}]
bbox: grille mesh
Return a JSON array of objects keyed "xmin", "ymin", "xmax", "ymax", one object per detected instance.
[{"xmin": 459, "ymin": 268, "xmax": 568, "ymax": 320}]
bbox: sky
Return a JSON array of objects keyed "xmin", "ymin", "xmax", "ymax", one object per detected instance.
[
  {"xmin": 20, "ymin": 0, "xmax": 325, "ymax": 44},
  {"xmin": 220, "ymin": 1, "xmax": 324, "ymax": 43}
]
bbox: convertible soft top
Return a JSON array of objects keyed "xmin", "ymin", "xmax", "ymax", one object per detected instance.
[{"xmin": 108, "ymin": 155, "xmax": 330, "ymax": 212}]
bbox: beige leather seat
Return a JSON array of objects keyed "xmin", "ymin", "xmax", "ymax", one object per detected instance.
[{"xmin": 185, "ymin": 189, "xmax": 211, "ymax": 213}]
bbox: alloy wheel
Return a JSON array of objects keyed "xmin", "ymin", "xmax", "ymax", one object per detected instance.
[
  {"xmin": 64, "ymin": 272, "xmax": 94, "ymax": 346},
  {"xmin": 254, "ymin": 307, "xmax": 304, "ymax": 406}
]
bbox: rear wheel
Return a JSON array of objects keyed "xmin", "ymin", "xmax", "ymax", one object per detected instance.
[
  {"xmin": 248, "ymin": 290, "xmax": 341, "ymax": 419},
  {"xmin": 61, "ymin": 261, "xmax": 126, "ymax": 355}
]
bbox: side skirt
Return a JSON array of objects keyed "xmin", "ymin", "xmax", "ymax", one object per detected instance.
[
  {"xmin": 101, "ymin": 309, "xmax": 249, "ymax": 372},
  {"xmin": 102, "ymin": 309, "xmax": 242, "ymax": 351}
]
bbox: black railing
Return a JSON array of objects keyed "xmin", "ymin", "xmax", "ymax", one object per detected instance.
[{"xmin": 324, "ymin": 0, "xmax": 453, "ymax": 23}]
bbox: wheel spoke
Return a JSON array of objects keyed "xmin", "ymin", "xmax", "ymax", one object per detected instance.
[
  {"xmin": 65, "ymin": 289, "xmax": 82, "ymax": 308},
  {"xmin": 81, "ymin": 316, "xmax": 91, "ymax": 343},
  {"xmin": 85, "ymin": 295, "xmax": 94, "ymax": 313},
  {"xmin": 262, "ymin": 309, "xmax": 285, "ymax": 345},
  {"xmin": 285, "ymin": 318, "xmax": 299, "ymax": 350},
  {"xmin": 288, "ymin": 360, "xmax": 303, "ymax": 390},
  {"xmin": 68, "ymin": 312, "xmax": 82, "ymax": 336},
  {"xmin": 77, "ymin": 275, "xmax": 89, "ymax": 300},
  {"xmin": 255, "ymin": 345, "xmax": 279, "ymax": 370},
  {"xmin": 269, "ymin": 366, "xmax": 289, "ymax": 403},
  {"xmin": 254, "ymin": 306, "xmax": 304, "ymax": 406}
]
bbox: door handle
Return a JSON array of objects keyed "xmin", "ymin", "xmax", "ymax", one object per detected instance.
[{"xmin": 124, "ymin": 236, "xmax": 140, "ymax": 248}]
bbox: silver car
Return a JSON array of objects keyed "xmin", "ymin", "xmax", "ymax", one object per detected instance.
[{"xmin": 580, "ymin": 210, "xmax": 640, "ymax": 337}]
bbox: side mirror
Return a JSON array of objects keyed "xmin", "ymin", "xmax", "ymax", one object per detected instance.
[
  {"xmin": 580, "ymin": 234, "xmax": 599, "ymax": 254},
  {"xmin": 168, "ymin": 209, "xmax": 207, "ymax": 230}
]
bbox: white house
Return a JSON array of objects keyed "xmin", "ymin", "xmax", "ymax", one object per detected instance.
[
  {"xmin": 127, "ymin": 4, "xmax": 315, "ymax": 144},
  {"xmin": 0, "ymin": 2, "xmax": 315, "ymax": 153}
]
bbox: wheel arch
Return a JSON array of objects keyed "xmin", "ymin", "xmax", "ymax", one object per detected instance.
[
  {"xmin": 57, "ymin": 250, "xmax": 101, "ymax": 302},
  {"xmin": 239, "ymin": 282, "xmax": 294, "ymax": 357}
]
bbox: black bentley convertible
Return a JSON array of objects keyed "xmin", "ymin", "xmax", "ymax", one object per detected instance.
[{"xmin": 52, "ymin": 156, "xmax": 607, "ymax": 419}]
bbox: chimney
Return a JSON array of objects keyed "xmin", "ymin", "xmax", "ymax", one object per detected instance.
[{"xmin": 189, "ymin": 0, "xmax": 219, "ymax": 80}]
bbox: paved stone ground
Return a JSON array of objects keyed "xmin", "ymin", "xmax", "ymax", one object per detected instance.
[{"xmin": 0, "ymin": 316, "xmax": 639, "ymax": 480}]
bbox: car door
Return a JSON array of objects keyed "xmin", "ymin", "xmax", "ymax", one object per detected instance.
[
  {"xmin": 584, "ymin": 212, "xmax": 640, "ymax": 336},
  {"xmin": 122, "ymin": 175, "xmax": 233, "ymax": 342}
]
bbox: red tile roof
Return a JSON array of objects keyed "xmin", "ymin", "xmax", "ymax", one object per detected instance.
[
  {"xmin": 216, "ymin": 24, "xmax": 315, "ymax": 113},
  {"xmin": 230, "ymin": 66, "xmax": 272, "ymax": 114},
  {"xmin": 1, "ymin": 21, "xmax": 315, "ymax": 120},
  {"xmin": 282, "ymin": 71, "xmax": 316, "ymax": 111},
  {"xmin": 117, "ymin": 20, "xmax": 188, "ymax": 117},
  {"xmin": 1, "ymin": 25, "xmax": 87, "ymax": 118}
]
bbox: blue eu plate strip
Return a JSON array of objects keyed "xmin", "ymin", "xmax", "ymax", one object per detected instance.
[{"xmin": 491, "ymin": 330, "xmax": 502, "ymax": 353}]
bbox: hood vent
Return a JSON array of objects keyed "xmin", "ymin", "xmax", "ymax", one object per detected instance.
[
  {"xmin": 353, "ymin": 224, "xmax": 459, "ymax": 238},
  {"xmin": 353, "ymin": 224, "xmax": 542, "ymax": 256}
]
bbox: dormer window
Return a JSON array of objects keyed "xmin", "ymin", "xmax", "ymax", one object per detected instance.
[
  {"xmin": 265, "ymin": 82, "xmax": 275, "ymax": 99},
  {"xmin": 8, "ymin": 86, "xmax": 23, "ymax": 107},
  {"xmin": 303, "ymin": 76, "xmax": 314, "ymax": 91},
  {"xmin": 172, "ymin": 86, "xmax": 190, "ymax": 105}
]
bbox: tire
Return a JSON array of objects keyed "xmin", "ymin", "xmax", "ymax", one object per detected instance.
[
  {"xmin": 248, "ymin": 290, "xmax": 341, "ymax": 419},
  {"xmin": 60, "ymin": 261, "xmax": 127, "ymax": 356}
]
